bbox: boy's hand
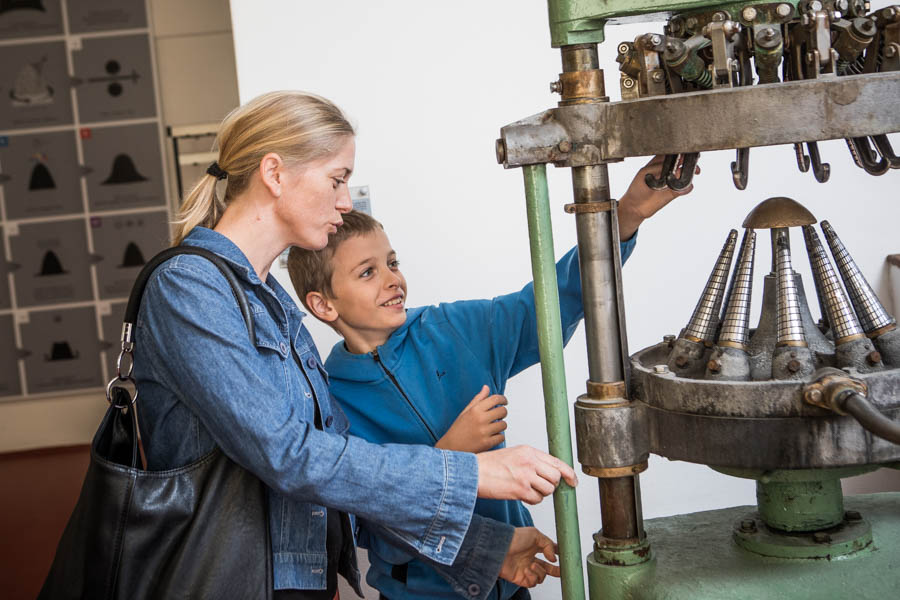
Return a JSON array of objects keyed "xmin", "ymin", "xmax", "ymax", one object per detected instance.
[
  {"xmin": 618, "ymin": 154, "xmax": 700, "ymax": 241},
  {"xmin": 499, "ymin": 527, "xmax": 560, "ymax": 588},
  {"xmin": 435, "ymin": 385, "xmax": 508, "ymax": 453},
  {"xmin": 476, "ymin": 445, "xmax": 577, "ymax": 505}
]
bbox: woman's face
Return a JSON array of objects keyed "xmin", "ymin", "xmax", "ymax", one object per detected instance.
[{"xmin": 277, "ymin": 137, "xmax": 356, "ymax": 250}]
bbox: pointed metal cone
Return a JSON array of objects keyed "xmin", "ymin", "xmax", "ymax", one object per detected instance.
[
  {"xmin": 774, "ymin": 231, "xmax": 807, "ymax": 347},
  {"xmin": 683, "ymin": 229, "xmax": 738, "ymax": 343},
  {"xmin": 821, "ymin": 220, "xmax": 896, "ymax": 334},
  {"xmin": 718, "ymin": 230, "xmax": 756, "ymax": 349},
  {"xmin": 803, "ymin": 225, "xmax": 864, "ymax": 344}
]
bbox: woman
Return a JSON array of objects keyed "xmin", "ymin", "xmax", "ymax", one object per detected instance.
[{"xmin": 134, "ymin": 91, "xmax": 576, "ymax": 599}]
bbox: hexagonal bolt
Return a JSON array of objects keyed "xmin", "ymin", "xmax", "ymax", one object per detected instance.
[
  {"xmin": 885, "ymin": 44, "xmax": 899, "ymax": 59},
  {"xmin": 740, "ymin": 519, "xmax": 757, "ymax": 532},
  {"xmin": 805, "ymin": 388, "xmax": 824, "ymax": 404},
  {"xmin": 777, "ymin": 3, "xmax": 793, "ymax": 17},
  {"xmin": 550, "ymin": 80, "xmax": 563, "ymax": 94},
  {"xmin": 712, "ymin": 11, "xmax": 728, "ymax": 22},
  {"xmin": 651, "ymin": 70, "xmax": 665, "ymax": 83},
  {"xmin": 866, "ymin": 350, "xmax": 883, "ymax": 365},
  {"xmin": 653, "ymin": 364, "xmax": 670, "ymax": 374},
  {"xmin": 663, "ymin": 334, "xmax": 676, "ymax": 344},
  {"xmin": 743, "ymin": 7, "xmax": 758, "ymax": 21},
  {"xmin": 618, "ymin": 43, "xmax": 630, "ymax": 55},
  {"xmin": 836, "ymin": 0, "xmax": 849, "ymax": 11},
  {"xmin": 787, "ymin": 359, "xmax": 802, "ymax": 373},
  {"xmin": 557, "ymin": 140, "xmax": 572, "ymax": 153},
  {"xmin": 622, "ymin": 77, "xmax": 636, "ymax": 89},
  {"xmin": 812, "ymin": 532, "xmax": 831, "ymax": 543},
  {"xmin": 650, "ymin": 34, "xmax": 662, "ymax": 47},
  {"xmin": 707, "ymin": 359, "xmax": 722, "ymax": 373}
]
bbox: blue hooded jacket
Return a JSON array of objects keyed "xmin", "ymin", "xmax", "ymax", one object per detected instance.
[{"xmin": 325, "ymin": 239, "xmax": 635, "ymax": 599}]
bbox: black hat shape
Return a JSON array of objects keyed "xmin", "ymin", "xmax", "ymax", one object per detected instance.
[
  {"xmin": 28, "ymin": 162, "xmax": 56, "ymax": 190},
  {"xmin": 44, "ymin": 341, "xmax": 78, "ymax": 361},
  {"xmin": 0, "ymin": 1, "xmax": 45, "ymax": 14},
  {"xmin": 118, "ymin": 241, "xmax": 145, "ymax": 268},
  {"xmin": 38, "ymin": 250, "xmax": 66, "ymax": 276},
  {"xmin": 102, "ymin": 154, "xmax": 148, "ymax": 185}
]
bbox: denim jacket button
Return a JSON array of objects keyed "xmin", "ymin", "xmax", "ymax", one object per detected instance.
[
  {"xmin": 467, "ymin": 584, "xmax": 480, "ymax": 597},
  {"xmin": 325, "ymin": 415, "xmax": 333, "ymax": 427},
  {"xmin": 306, "ymin": 356, "xmax": 316, "ymax": 368},
  {"xmin": 279, "ymin": 342, "xmax": 288, "ymax": 354}
]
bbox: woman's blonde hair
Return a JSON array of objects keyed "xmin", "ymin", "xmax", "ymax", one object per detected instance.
[{"xmin": 172, "ymin": 91, "xmax": 355, "ymax": 245}]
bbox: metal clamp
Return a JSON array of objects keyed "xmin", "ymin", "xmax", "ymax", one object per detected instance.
[
  {"xmin": 564, "ymin": 200, "xmax": 616, "ymax": 214},
  {"xmin": 802, "ymin": 368, "xmax": 868, "ymax": 415}
]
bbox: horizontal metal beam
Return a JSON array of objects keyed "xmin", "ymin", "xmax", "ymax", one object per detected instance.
[{"xmin": 498, "ymin": 71, "xmax": 900, "ymax": 167}]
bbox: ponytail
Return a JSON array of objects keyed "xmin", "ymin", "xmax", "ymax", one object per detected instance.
[{"xmin": 170, "ymin": 91, "xmax": 355, "ymax": 246}]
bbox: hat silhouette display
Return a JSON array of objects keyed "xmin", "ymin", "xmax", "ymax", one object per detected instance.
[
  {"xmin": 0, "ymin": 0, "xmax": 45, "ymax": 14},
  {"xmin": 38, "ymin": 250, "xmax": 66, "ymax": 276},
  {"xmin": 44, "ymin": 341, "xmax": 78, "ymax": 361},
  {"xmin": 118, "ymin": 241, "xmax": 145, "ymax": 268},
  {"xmin": 102, "ymin": 154, "xmax": 148, "ymax": 185},
  {"xmin": 28, "ymin": 162, "xmax": 56, "ymax": 190},
  {"xmin": 10, "ymin": 56, "xmax": 53, "ymax": 105}
]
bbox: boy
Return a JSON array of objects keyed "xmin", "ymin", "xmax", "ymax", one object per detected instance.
[{"xmin": 287, "ymin": 158, "xmax": 691, "ymax": 599}]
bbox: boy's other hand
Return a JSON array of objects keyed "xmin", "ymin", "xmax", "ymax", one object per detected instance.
[
  {"xmin": 618, "ymin": 154, "xmax": 700, "ymax": 241},
  {"xmin": 435, "ymin": 385, "xmax": 508, "ymax": 453},
  {"xmin": 475, "ymin": 445, "xmax": 577, "ymax": 505},
  {"xmin": 499, "ymin": 527, "xmax": 560, "ymax": 588}
]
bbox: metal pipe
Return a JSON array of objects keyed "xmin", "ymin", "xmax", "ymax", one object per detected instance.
[
  {"xmin": 522, "ymin": 164, "xmax": 585, "ymax": 600},
  {"xmin": 598, "ymin": 477, "xmax": 640, "ymax": 539},
  {"xmin": 842, "ymin": 392, "xmax": 900, "ymax": 445}
]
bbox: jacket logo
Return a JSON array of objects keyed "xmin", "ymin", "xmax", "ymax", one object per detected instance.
[{"xmin": 436, "ymin": 369, "xmax": 446, "ymax": 381}]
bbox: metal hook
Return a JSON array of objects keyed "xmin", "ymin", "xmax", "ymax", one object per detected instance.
[
  {"xmin": 793, "ymin": 143, "xmax": 811, "ymax": 172},
  {"xmin": 730, "ymin": 147, "xmax": 749, "ymax": 190},
  {"xmin": 666, "ymin": 152, "xmax": 700, "ymax": 192},
  {"xmin": 870, "ymin": 135, "xmax": 900, "ymax": 169},
  {"xmin": 848, "ymin": 137, "xmax": 890, "ymax": 175},
  {"xmin": 807, "ymin": 142, "xmax": 830, "ymax": 183},
  {"xmin": 645, "ymin": 154, "xmax": 679, "ymax": 190}
]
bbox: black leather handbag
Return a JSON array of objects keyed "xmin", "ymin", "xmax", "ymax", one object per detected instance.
[{"xmin": 38, "ymin": 246, "xmax": 273, "ymax": 600}]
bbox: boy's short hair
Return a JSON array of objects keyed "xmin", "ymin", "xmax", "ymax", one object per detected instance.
[{"xmin": 287, "ymin": 210, "xmax": 383, "ymax": 311}]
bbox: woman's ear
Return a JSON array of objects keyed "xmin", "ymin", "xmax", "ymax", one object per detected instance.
[
  {"xmin": 259, "ymin": 152, "xmax": 284, "ymax": 198},
  {"xmin": 306, "ymin": 291, "xmax": 338, "ymax": 323}
]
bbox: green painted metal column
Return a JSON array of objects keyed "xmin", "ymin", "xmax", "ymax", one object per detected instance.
[{"xmin": 522, "ymin": 163, "xmax": 586, "ymax": 600}]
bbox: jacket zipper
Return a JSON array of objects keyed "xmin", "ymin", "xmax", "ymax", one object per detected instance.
[{"xmin": 372, "ymin": 348, "xmax": 438, "ymax": 443}]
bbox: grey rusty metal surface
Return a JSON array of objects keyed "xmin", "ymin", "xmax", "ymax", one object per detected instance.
[
  {"xmin": 875, "ymin": 327, "xmax": 900, "ymax": 367},
  {"xmin": 574, "ymin": 400, "xmax": 649, "ymax": 468},
  {"xmin": 498, "ymin": 71, "xmax": 900, "ymax": 166}
]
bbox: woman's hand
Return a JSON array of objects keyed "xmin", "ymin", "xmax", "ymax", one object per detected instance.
[
  {"xmin": 499, "ymin": 527, "xmax": 560, "ymax": 588},
  {"xmin": 435, "ymin": 385, "xmax": 508, "ymax": 453},
  {"xmin": 618, "ymin": 154, "xmax": 700, "ymax": 241},
  {"xmin": 476, "ymin": 446, "xmax": 577, "ymax": 505}
]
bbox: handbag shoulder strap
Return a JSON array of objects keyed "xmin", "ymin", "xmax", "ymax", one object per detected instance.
[{"xmin": 121, "ymin": 245, "xmax": 256, "ymax": 349}]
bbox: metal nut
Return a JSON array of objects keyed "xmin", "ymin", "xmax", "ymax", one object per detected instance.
[
  {"xmin": 650, "ymin": 34, "xmax": 662, "ymax": 47},
  {"xmin": 776, "ymin": 3, "xmax": 792, "ymax": 17},
  {"xmin": 622, "ymin": 77, "xmax": 635, "ymax": 89},
  {"xmin": 557, "ymin": 140, "xmax": 572, "ymax": 153},
  {"xmin": 810, "ymin": 1, "xmax": 823, "ymax": 11},
  {"xmin": 663, "ymin": 334, "xmax": 676, "ymax": 344},
  {"xmin": 885, "ymin": 44, "xmax": 899, "ymax": 59},
  {"xmin": 805, "ymin": 388, "xmax": 824, "ymax": 404},
  {"xmin": 787, "ymin": 359, "xmax": 801, "ymax": 373},
  {"xmin": 495, "ymin": 139, "xmax": 507, "ymax": 164},
  {"xmin": 712, "ymin": 11, "xmax": 728, "ymax": 22},
  {"xmin": 742, "ymin": 7, "xmax": 757, "ymax": 21},
  {"xmin": 550, "ymin": 80, "xmax": 563, "ymax": 94},
  {"xmin": 845, "ymin": 510, "xmax": 862, "ymax": 521},
  {"xmin": 651, "ymin": 70, "xmax": 665, "ymax": 83},
  {"xmin": 618, "ymin": 42, "xmax": 630, "ymax": 55},
  {"xmin": 866, "ymin": 350, "xmax": 882, "ymax": 365},
  {"xmin": 707, "ymin": 359, "xmax": 722, "ymax": 373},
  {"xmin": 653, "ymin": 364, "xmax": 670, "ymax": 374},
  {"xmin": 740, "ymin": 519, "xmax": 757, "ymax": 533}
]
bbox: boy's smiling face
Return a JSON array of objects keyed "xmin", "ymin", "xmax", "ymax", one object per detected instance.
[{"xmin": 310, "ymin": 228, "xmax": 408, "ymax": 354}]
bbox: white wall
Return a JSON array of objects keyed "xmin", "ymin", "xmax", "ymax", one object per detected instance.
[{"xmin": 230, "ymin": 1, "xmax": 900, "ymax": 597}]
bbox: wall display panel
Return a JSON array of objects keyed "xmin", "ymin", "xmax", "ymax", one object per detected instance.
[
  {"xmin": 72, "ymin": 34, "xmax": 156, "ymax": 123},
  {"xmin": 9, "ymin": 218, "xmax": 92, "ymax": 307},
  {"xmin": 0, "ymin": 130, "xmax": 82, "ymax": 219},
  {"xmin": 0, "ymin": 226, "xmax": 10, "ymax": 310},
  {"xmin": 0, "ymin": 314, "xmax": 21, "ymax": 397},
  {"xmin": 100, "ymin": 300, "xmax": 125, "ymax": 378},
  {"xmin": 67, "ymin": 0, "xmax": 146, "ymax": 34},
  {"xmin": 20, "ymin": 306, "xmax": 102, "ymax": 393},
  {"xmin": 0, "ymin": 0, "xmax": 63, "ymax": 41},
  {"xmin": 91, "ymin": 210, "xmax": 168, "ymax": 298},
  {"xmin": 0, "ymin": 41, "xmax": 73, "ymax": 130},
  {"xmin": 82, "ymin": 122, "xmax": 164, "ymax": 211}
]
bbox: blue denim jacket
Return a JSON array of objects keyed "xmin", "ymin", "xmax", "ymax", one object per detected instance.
[{"xmin": 133, "ymin": 228, "xmax": 513, "ymax": 598}]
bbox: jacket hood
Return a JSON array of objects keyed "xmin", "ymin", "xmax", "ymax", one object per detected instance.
[{"xmin": 324, "ymin": 306, "xmax": 428, "ymax": 382}]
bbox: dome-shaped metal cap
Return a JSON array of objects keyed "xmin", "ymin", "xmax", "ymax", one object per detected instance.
[{"xmin": 742, "ymin": 197, "xmax": 817, "ymax": 229}]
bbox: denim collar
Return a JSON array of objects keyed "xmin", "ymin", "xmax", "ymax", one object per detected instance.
[{"xmin": 182, "ymin": 227, "xmax": 264, "ymax": 285}]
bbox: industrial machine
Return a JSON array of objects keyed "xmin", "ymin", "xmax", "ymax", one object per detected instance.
[{"xmin": 494, "ymin": 1, "xmax": 900, "ymax": 598}]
